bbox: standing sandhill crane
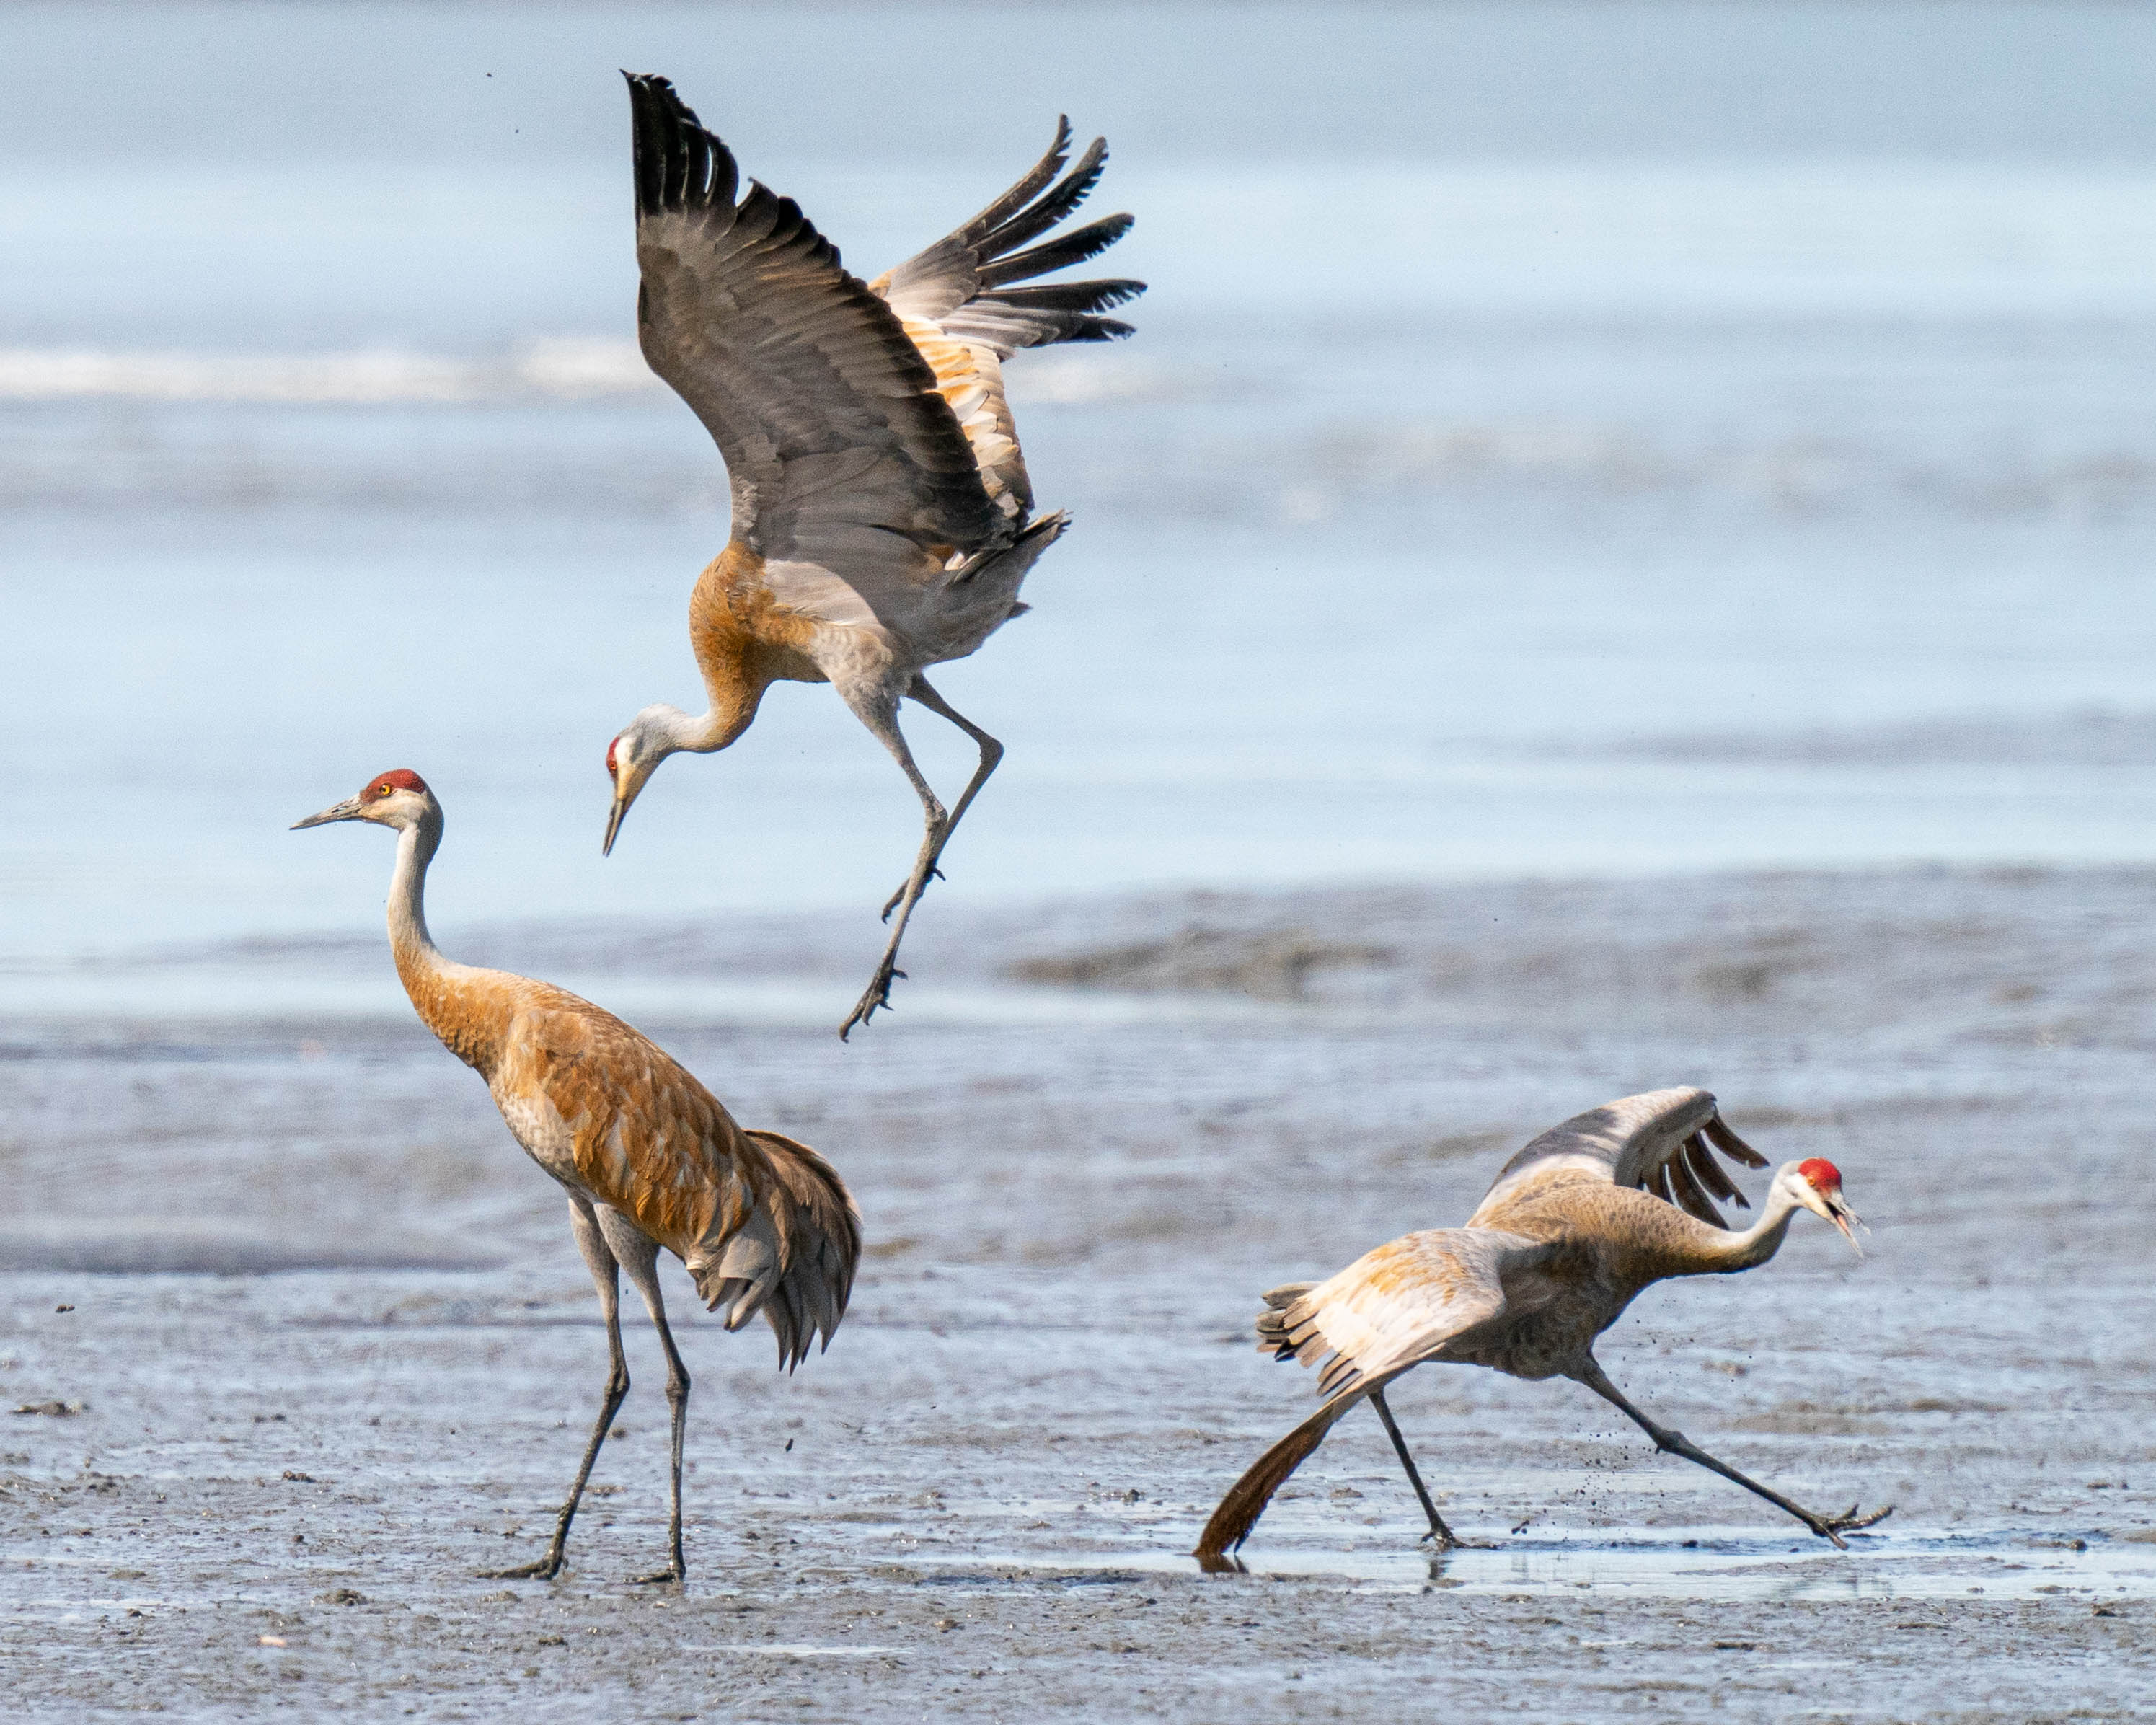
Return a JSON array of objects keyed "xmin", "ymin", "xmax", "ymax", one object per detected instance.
[
  {"xmin": 1196, "ymin": 1088, "xmax": 1888, "ymax": 1564},
  {"xmin": 294, "ymin": 769, "xmax": 860, "ymax": 1583},
  {"xmin": 603, "ymin": 74, "xmax": 1144, "ymax": 1038}
]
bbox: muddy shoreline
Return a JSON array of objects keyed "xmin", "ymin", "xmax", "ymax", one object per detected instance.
[{"xmin": 5, "ymin": 866, "xmax": 2154, "ymax": 1719}]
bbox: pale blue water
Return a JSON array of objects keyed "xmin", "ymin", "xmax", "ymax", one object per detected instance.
[{"xmin": 4, "ymin": 1, "xmax": 2155, "ymax": 980}]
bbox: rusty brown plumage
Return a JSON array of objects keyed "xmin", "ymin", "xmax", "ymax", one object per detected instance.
[
  {"xmin": 1197, "ymin": 1088, "xmax": 1886, "ymax": 1563},
  {"xmin": 294, "ymin": 771, "xmax": 860, "ymax": 1582}
]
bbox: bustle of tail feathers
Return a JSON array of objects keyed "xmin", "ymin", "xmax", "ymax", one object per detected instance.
[
  {"xmin": 947, "ymin": 508, "xmax": 1066, "ymax": 586},
  {"xmin": 925, "ymin": 511, "xmax": 1066, "ymax": 660},
  {"xmin": 688, "ymin": 1129, "xmax": 861, "ymax": 1372},
  {"xmin": 1194, "ymin": 1370, "xmax": 1408, "ymax": 1561}
]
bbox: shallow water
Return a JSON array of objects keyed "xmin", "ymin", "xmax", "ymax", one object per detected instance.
[{"xmin": 8, "ymin": 5, "xmax": 2156, "ymax": 969}]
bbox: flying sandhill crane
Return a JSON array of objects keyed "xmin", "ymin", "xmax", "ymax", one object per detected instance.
[
  {"xmin": 1196, "ymin": 1088, "xmax": 1888, "ymax": 1565},
  {"xmin": 603, "ymin": 74, "xmax": 1144, "ymax": 1038},
  {"xmin": 294, "ymin": 769, "xmax": 860, "ymax": 1583}
]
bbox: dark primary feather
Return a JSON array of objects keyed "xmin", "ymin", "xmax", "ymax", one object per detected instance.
[
  {"xmin": 979, "ymin": 279, "xmax": 1146, "ymax": 316},
  {"xmin": 947, "ymin": 116, "xmax": 1077, "ymax": 248},
  {"xmin": 624, "ymin": 72, "xmax": 1007, "ymax": 560},
  {"xmin": 977, "ymin": 213, "xmax": 1136, "ymax": 288},
  {"xmin": 875, "ymin": 120, "xmax": 1144, "ymax": 354},
  {"xmin": 970, "ymin": 137, "xmax": 1110, "ymax": 260}
]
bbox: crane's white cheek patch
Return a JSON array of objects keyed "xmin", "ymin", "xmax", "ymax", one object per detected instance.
[{"xmin": 493, "ymin": 1085, "xmax": 579, "ymax": 1187}]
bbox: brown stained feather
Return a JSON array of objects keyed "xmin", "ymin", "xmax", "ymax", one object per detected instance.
[{"xmin": 896, "ymin": 315, "xmax": 1029, "ymax": 520}]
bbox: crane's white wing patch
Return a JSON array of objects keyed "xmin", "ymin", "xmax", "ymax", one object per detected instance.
[{"xmin": 1263, "ymin": 1227, "xmax": 1545, "ymax": 1400}]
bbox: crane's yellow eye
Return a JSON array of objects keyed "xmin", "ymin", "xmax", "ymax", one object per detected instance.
[{"xmin": 376, "ymin": 784, "xmax": 392, "ymax": 797}]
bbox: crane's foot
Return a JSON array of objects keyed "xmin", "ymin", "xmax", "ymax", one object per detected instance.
[
  {"xmin": 1418, "ymin": 1529, "xmax": 1498, "ymax": 1550},
  {"xmin": 630, "ymin": 1563, "xmax": 684, "ymax": 1587},
  {"xmin": 479, "ymin": 1553, "xmax": 565, "ymax": 1581},
  {"xmin": 839, "ymin": 961, "xmax": 906, "ymax": 1041},
  {"xmin": 1806, "ymin": 1501, "xmax": 1893, "ymax": 1548},
  {"xmin": 881, "ymin": 866, "xmax": 944, "ymax": 922}
]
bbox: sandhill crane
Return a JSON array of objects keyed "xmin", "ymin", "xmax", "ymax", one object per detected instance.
[
  {"xmin": 1196, "ymin": 1088, "xmax": 1888, "ymax": 1564},
  {"xmin": 604, "ymin": 74, "xmax": 1144, "ymax": 1038},
  {"xmin": 294, "ymin": 769, "xmax": 860, "ymax": 1583}
]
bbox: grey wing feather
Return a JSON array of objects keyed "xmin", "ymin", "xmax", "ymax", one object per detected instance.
[
  {"xmin": 874, "ymin": 120, "xmax": 1144, "ymax": 356},
  {"xmin": 1468, "ymin": 1087, "xmax": 1766, "ymax": 1230},
  {"xmin": 625, "ymin": 73, "xmax": 1007, "ymax": 561}
]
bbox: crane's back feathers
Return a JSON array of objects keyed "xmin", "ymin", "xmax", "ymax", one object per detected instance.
[{"xmin": 1468, "ymin": 1086, "xmax": 1766, "ymax": 1231}]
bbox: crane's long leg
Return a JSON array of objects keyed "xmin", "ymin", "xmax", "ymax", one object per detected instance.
[
  {"xmin": 840, "ymin": 692, "xmax": 948, "ymax": 1039},
  {"xmin": 1366, "ymin": 1387, "xmax": 1459, "ymax": 1548},
  {"xmin": 600, "ymin": 1211, "xmax": 692, "ymax": 1586},
  {"xmin": 1571, "ymin": 1359, "xmax": 1891, "ymax": 1549},
  {"xmin": 485, "ymin": 1197, "xmax": 629, "ymax": 1580},
  {"xmin": 877, "ymin": 676, "xmax": 1004, "ymax": 920}
]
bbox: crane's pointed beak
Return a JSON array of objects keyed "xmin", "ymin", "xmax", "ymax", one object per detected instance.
[
  {"xmin": 603, "ymin": 788, "xmax": 632, "ymax": 857},
  {"xmin": 292, "ymin": 795, "xmax": 364, "ymax": 831},
  {"xmin": 1825, "ymin": 1192, "xmax": 1867, "ymax": 1256}
]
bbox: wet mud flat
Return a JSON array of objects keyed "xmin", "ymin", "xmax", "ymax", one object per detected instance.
[{"xmin": 4, "ymin": 865, "xmax": 2156, "ymax": 1720}]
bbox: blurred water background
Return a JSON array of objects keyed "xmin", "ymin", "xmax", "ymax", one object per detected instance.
[{"xmin": 4, "ymin": 1, "xmax": 2155, "ymax": 1011}]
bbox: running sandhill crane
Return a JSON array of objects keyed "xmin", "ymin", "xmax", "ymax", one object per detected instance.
[
  {"xmin": 294, "ymin": 769, "xmax": 860, "ymax": 1583},
  {"xmin": 604, "ymin": 74, "xmax": 1144, "ymax": 1038},
  {"xmin": 1196, "ymin": 1088, "xmax": 1888, "ymax": 1565}
]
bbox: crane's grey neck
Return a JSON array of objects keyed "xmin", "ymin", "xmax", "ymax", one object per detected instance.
[
  {"xmin": 386, "ymin": 809, "xmax": 445, "ymax": 966},
  {"xmin": 656, "ymin": 702, "xmax": 737, "ymax": 756},
  {"xmin": 1702, "ymin": 1179, "xmax": 1806, "ymax": 1272}
]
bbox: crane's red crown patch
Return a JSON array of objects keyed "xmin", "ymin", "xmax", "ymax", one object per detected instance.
[
  {"xmin": 367, "ymin": 769, "xmax": 428, "ymax": 797},
  {"xmin": 606, "ymin": 737, "xmax": 619, "ymax": 774},
  {"xmin": 1796, "ymin": 1157, "xmax": 1843, "ymax": 1191}
]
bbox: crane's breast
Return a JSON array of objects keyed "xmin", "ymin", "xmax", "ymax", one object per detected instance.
[{"xmin": 492, "ymin": 1080, "xmax": 583, "ymax": 1191}]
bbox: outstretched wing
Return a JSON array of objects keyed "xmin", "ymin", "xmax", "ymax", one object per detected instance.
[
  {"xmin": 1199, "ymin": 1225, "xmax": 1543, "ymax": 1561},
  {"xmin": 627, "ymin": 73, "xmax": 1007, "ymax": 583},
  {"xmin": 868, "ymin": 119, "xmax": 1142, "ymax": 524},
  {"xmin": 1467, "ymin": 1086, "xmax": 1770, "ymax": 1232},
  {"xmin": 1257, "ymin": 1226, "xmax": 1546, "ymax": 1400}
]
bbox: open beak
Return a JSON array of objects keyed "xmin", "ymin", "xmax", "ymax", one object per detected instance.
[
  {"xmin": 291, "ymin": 795, "xmax": 363, "ymax": 831},
  {"xmin": 1824, "ymin": 1191, "xmax": 1867, "ymax": 1256}
]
